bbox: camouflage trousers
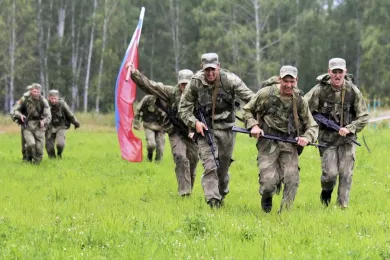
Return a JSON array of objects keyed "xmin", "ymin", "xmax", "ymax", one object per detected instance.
[
  {"xmin": 169, "ymin": 133, "xmax": 199, "ymax": 196},
  {"xmin": 257, "ymin": 139, "xmax": 299, "ymax": 210},
  {"xmin": 23, "ymin": 127, "xmax": 45, "ymax": 164},
  {"xmin": 320, "ymin": 142, "xmax": 356, "ymax": 207},
  {"xmin": 144, "ymin": 128, "xmax": 165, "ymax": 161},
  {"xmin": 198, "ymin": 129, "xmax": 235, "ymax": 202},
  {"xmin": 46, "ymin": 129, "xmax": 66, "ymax": 158}
]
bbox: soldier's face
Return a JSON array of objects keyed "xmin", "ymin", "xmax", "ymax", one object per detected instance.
[
  {"xmin": 49, "ymin": 96, "xmax": 59, "ymax": 105},
  {"xmin": 328, "ymin": 68, "xmax": 347, "ymax": 88},
  {"xmin": 279, "ymin": 76, "xmax": 297, "ymax": 96},
  {"xmin": 30, "ymin": 88, "xmax": 40, "ymax": 99},
  {"xmin": 179, "ymin": 83, "xmax": 187, "ymax": 93},
  {"xmin": 204, "ymin": 66, "xmax": 220, "ymax": 83}
]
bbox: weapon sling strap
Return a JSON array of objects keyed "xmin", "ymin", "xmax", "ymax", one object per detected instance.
[
  {"xmin": 340, "ymin": 86, "xmax": 345, "ymax": 126},
  {"xmin": 211, "ymin": 76, "xmax": 221, "ymax": 129},
  {"xmin": 292, "ymin": 92, "xmax": 300, "ymax": 136}
]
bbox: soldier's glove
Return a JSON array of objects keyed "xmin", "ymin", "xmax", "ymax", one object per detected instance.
[{"xmin": 74, "ymin": 122, "xmax": 80, "ymax": 129}]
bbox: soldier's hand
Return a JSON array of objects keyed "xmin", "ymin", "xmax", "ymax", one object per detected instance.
[
  {"xmin": 250, "ymin": 125, "xmax": 264, "ymax": 139},
  {"xmin": 125, "ymin": 62, "xmax": 136, "ymax": 74},
  {"xmin": 338, "ymin": 127, "xmax": 350, "ymax": 137},
  {"xmin": 195, "ymin": 121, "xmax": 207, "ymax": 136},
  {"xmin": 188, "ymin": 132, "xmax": 195, "ymax": 139},
  {"xmin": 20, "ymin": 115, "xmax": 26, "ymax": 123},
  {"xmin": 39, "ymin": 120, "xmax": 44, "ymax": 128},
  {"xmin": 296, "ymin": 136, "xmax": 309, "ymax": 147},
  {"xmin": 74, "ymin": 121, "xmax": 80, "ymax": 129}
]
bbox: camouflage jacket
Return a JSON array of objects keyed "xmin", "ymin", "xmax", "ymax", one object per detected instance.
[
  {"xmin": 13, "ymin": 95, "xmax": 51, "ymax": 131},
  {"xmin": 131, "ymin": 69, "xmax": 184, "ymax": 134},
  {"xmin": 10, "ymin": 91, "xmax": 30, "ymax": 123},
  {"xmin": 49, "ymin": 99, "xmax": 79, "ymax": 133},
  {"xmin": 179, "ymin": 69, "xmax": 254, "ymax": 130},
  {"xmin": 304, "ymin": 74, "xmax": 369, "ymax": 145},
  {"xmin": 134, "ymin": 94, "xmax": 168, "ymax": 131},
  {"xmin": 243, "ymin": 84, "xmax": 318, "ymax": 143}
]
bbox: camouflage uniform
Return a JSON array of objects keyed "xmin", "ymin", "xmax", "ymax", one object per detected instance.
[
  {"xmin": 10, "ymin": 85, "xmax": 32, "ymax": 160},
  {"xmin": 46, "ymin": 90, "xmax": 80, "ymax": 159},
  {"xmin": 179, "ymin": 53, "xmax": 254, "ymax": 207},
  {"xmin": 243, "ymin": 66, "xmax": 318, "ymax": 212},
  {"xmin": 130, "ymin": 69, "xmax": 199, "ymax": 196},
  {"xmin": 134, "ymin": 95, "xmax": 167, "ymax": 162},
  {"xmin": 304, "ymin": 58, "xmax": 369, "ymax": 208},
  {"xmin": 13, "ymin": 84, "xmax": 51, "ymax": 164}
]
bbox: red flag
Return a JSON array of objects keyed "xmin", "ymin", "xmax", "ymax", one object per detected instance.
[{"xmin": 114, "ymin": 7, "xmax": 145, "ymax": 162}]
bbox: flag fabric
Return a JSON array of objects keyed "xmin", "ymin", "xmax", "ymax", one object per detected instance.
[{"xmin": 114, "ymin": 7, "xmax": 145, "ymax": 162}]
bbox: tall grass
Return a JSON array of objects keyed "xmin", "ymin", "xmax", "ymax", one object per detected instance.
[{"xmin": 0, "ymin": 117, "xmax": 389, "ymax": 259}]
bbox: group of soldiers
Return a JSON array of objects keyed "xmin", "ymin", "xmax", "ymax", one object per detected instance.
[
  {"xmin": 10, "ymin": 84, "xmax": 80, "ymax": 164},
  {"xmin": 128, "ymin": 53, "xmax": 369, "ymax": 213}
]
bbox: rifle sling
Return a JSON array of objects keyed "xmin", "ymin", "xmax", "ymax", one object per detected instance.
[
  {"xmin": 292, "ymin": 93, "xmax": 300, "ymax": 136},
  {"xmin": 211, "ymin": 77, "xmax": 220, "ymax": 129},
  {"xmin": 340, "ymin": 86, "xmax": 345, "ymax": 127}
]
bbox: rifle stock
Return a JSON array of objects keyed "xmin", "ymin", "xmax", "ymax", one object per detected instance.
[{"xmin": 232, "ymin": 126, "xmax": 326, "ymax": 148}]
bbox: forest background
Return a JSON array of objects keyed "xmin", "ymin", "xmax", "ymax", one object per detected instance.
[{"xmin": 1, "ymin": 0, "xmax": 389, "ymax": 114}]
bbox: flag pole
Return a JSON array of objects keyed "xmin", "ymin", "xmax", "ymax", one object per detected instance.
[{"xmin": 125, "ymin": 7, "xmax": 145, "ymax": 81}]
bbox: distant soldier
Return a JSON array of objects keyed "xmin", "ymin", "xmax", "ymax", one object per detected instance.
[
  {"xmin": 127, "ymin": 62, "xmax": 198, "ymax": 197},
  {"xmin": 13, "ymin": 83, "xmax": 51, "ymax": 164},
  {"xmin": 10, "ymin": 85, "xmax": 33, "ymax": 160},
  {"xmin": 134, "ymin": 94, "xmax": 167, "ymax": 162},
  {"xmin": 305, "ymin": 58, "xmax": 369, "ymax": 208},
  {"xmin": 46, "ymin": 90, "xmax": 80, "ymax": 159},
  {"xmin": 179, "ymin": 53, "xmax": 254, "ymax": 208},
  {"xmin": 243, "ymin": 66, "xmax": 318, "ymax": 213}
]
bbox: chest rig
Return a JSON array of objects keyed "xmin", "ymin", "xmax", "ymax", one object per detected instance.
[
  {"xmin": 196, "ymin": 69, "xmax": 236, "ymax": 127},
  {"xmin": 317, "ymin": 75, "xmax": 356, "ymax": 127}
]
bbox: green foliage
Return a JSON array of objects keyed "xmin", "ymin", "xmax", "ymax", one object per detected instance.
[{"xmin": 1, "ymin": 0, "xmax": 390, "ymax": 112}]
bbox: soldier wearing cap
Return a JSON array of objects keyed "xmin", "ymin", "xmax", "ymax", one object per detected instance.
[
  {"xmin": 12, "ymin": 83, "xmax": 51, "ymax": 164},
  {"xmin": 305, "ymin": 58, "xmax": 368, "ymax": 208},
  {"xmin": 179, "ymin": 53, "xmax": 254, "ymax": 208},
  {"xmin": 126, "ymin": 62, "xmax": 199, "ymax": 196},
  {"xmin": 134, "ymin": 94, "xmax": 167, "ymax": 162},
  {"xmin": 243, "ymin": 66, "xmax": 318, "ymax": 213},
  {"xmin": 10, "ymin": 85, "xmax": 34, "ymax": 160},
  {"xmin": 46, "ymin": 89, "xmax": 80, "ymax": 159}
]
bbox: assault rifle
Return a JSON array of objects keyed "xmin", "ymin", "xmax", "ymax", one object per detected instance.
[
  {"xmin": 232, "ymin": 126, "xmax": 326, "ymax": 148},
  {"xmin": 196, "ymin": 102, "xmax": 220, "ymax": 168},
  {"xmin": 312, "ymin": 113, "xmax": 361, "ymax": 146},
  {"xmin": 154, "ymin": 98, "xmax": 192, "ymax": 141}
]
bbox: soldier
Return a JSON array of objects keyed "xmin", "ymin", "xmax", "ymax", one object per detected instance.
[
  {"xmin": 10, "ymin": 85, "xmax": 33, "ymax": 160},
  {"xmin": 12, "ymin": 83, "xmax": 51, "ymax": 164},
  {"xmin": 126, "ymin": 62, "xmax": 198, "ymax": 196},
  {"xmin": 134, "ymin": 94, "xmax": 167, "ymax": 162},
  {"xmin": 46, "ymin": 90, "xmax": 80, "ymax": 159},
  {"xmin": 242, "ymin": 66, "xmax": 318, "ymax": 213},
  {"xmin": 179, "ymin": 53, "xmax": 254, "ymax": 208},
  {"xmin": 304, "ymin": 58, "xmax": 369, "ymax": 208}
]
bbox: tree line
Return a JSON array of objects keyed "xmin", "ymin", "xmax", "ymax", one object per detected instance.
[{"xmin": 1, "ymin": 0, "xmax": 389, "ymax": 114}]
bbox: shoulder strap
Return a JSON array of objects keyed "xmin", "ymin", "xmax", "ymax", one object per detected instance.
[
  {"xmin": 211, "ymin": 77, "xmax": 221, "ymax": 128},
  {"xmin": 292, "ymin": 92, "xmax": 300, "ymax": 136}
]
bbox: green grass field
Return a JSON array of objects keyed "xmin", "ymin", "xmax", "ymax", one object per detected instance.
[{"xmin": 0, "ymin": 117, "xmax": 389, "ymax": 259}]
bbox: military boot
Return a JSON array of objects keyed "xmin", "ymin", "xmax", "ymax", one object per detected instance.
[
  {"xmin": 207, "ymin": 198, "xmax": 222, "ymax": 209},
  {"xmin": 320, "ymin": 189, "xmax": 333, "ymax": 207},
  {"xmin": 261, "ymin": 196, "xmax": 273, "ymax": 213},
  {"xmin": 56, "ymin": 146, "xmax": 63, "ymax": 159},
  {"xmin": 147, "ymin": 152, "xmax": 153, "ymax": 162}
]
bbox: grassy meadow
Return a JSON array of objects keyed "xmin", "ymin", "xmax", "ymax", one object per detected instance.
[{"xmin": 0, "ymin": 114, "xmax": 390, "ymax": 259}]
